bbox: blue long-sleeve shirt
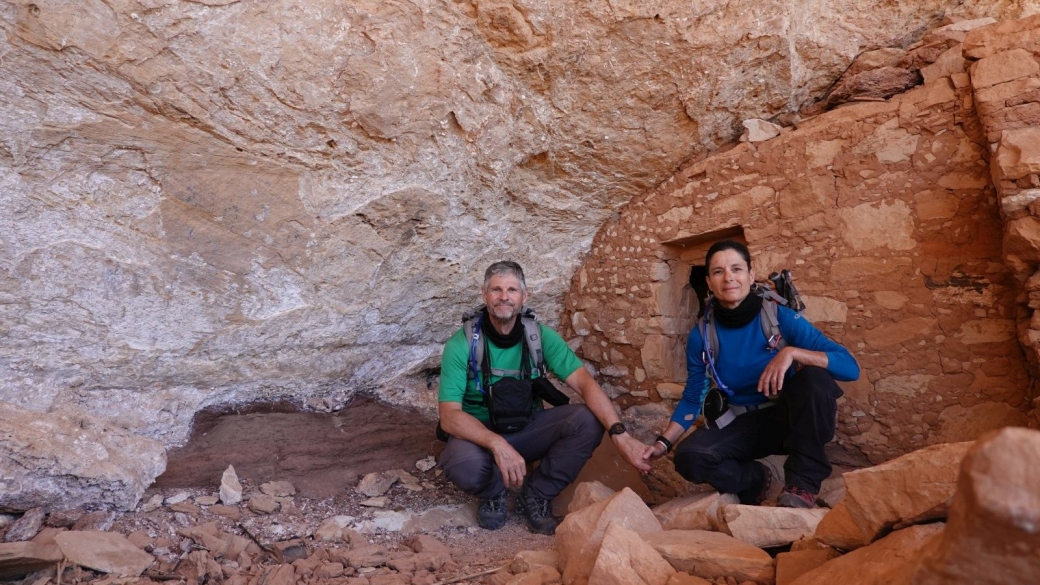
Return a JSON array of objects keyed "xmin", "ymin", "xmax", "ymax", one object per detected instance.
[{"xmin": 670, "ymin": 304, "xmax": 860, "ymax": 429}]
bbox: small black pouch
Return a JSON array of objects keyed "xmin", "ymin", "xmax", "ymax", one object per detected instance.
[
  {"xmin": 486, "ymin": 376, "xmax": 535, "ymax": 433},
  {"xmin": 532, "ymin": 376, "xmax": 570, "ymax": 406},
  {"xmin": 702, "ymin": 387, "xmax": 729, "ymax": 426}
]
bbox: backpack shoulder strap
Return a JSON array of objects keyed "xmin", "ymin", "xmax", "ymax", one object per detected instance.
[
  {"xmin": 702, "ymin": 306, "xmax": 720, "ymax": 367},
  {"xmin": 518, "ymin": 307, "xmax": 545, "ymax": 375},
  {"xmin": 759, "ymin": 299, "xmax": 786, "ymax": 351},
  {"xmin": 462, "ymin": 305, "xmax": 486, "ymax": 382}
]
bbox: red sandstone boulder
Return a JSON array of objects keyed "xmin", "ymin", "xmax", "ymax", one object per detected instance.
[
  {"xmin": 911, "ymin": 427, "xmax": 1040, "ymax": 584},
  {"xmin": 587, "ymin": 522, "xmax": 676, "ymax": 585},
  {"xmin": 556, "ymin": 487, "xmax": 661, "ymax": 585},
  {"xmin": 842, "ymin": 441, "xmax": 972, "ymax": 543},
  {"xmin": 789, "ymin": 523, "xmax": 943, "ymax": 585},
  {"xmin": 814, "ymin": 501, "xmax": 874, "ymax": 551},
  {"xmin": 567, "ymin": 481, "xmax": 617, "ymax": 514},
  {"xmin": 775, "ymin": 548, "xmax": 841, "ymax": 585}
]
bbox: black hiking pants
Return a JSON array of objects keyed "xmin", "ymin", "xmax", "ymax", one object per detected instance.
[
  {"xmin": 438, "ymin": 403, "xmax": 604, "ymax": 501},
  {"xmin": 672, "ymin": 366, "xmax": 843, "ymax": 503}
]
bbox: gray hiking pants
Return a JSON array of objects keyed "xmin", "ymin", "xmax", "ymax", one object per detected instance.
[{"xmin": 438, "ymin": 404, "xmax": 604, "ymax": 501}]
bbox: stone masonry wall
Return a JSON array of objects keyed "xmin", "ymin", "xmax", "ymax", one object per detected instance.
[{"xmin": 562, "ymin": 17, "xmax": 1040, "ymax": 464}]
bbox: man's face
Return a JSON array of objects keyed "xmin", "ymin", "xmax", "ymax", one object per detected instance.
[{"xmin": 482, "ymin": 274, "xmax": 528, "ymax": 323}]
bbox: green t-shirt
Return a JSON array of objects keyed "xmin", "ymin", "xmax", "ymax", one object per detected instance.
[{"xmin": 438, "ymin": 322, "xmax": 584, "ymax": 422}]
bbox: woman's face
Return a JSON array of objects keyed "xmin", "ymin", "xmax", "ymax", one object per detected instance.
[{"xmin": 706, "ymin": 248, "xmax": 754, "ymax": 309}]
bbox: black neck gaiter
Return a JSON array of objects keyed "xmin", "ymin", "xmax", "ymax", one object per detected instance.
[
  {"xmin": 481, "ymin": 307, "xmax": 524, "ymax": 347},
  {"xmin": 713, "ymin": 292, "xmax": 763, "ymax": 329}
]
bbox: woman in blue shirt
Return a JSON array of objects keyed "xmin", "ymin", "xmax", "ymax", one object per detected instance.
[{"xmin": 642, "ymin": 240, "xmax": 860, "ymax": 508}]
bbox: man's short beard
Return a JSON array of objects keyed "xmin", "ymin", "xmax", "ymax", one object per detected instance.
[{"xmin": 489, "ymin": 303, "xmax": 518, "ymax": 321}]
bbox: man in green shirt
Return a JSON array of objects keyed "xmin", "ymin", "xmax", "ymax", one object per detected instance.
[{"xmin": 438, "ymin": 261, "xmax": 650, "ymax": 534}]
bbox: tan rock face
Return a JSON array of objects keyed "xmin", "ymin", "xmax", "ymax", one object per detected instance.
[
  {"xmin": 0, "ymin": 0, "xmax": 1035, "ymax": 448},
  {"xmin": 587, "ymin": 522, "xmax": 676, "ymax": 585},
  {"xmin": 0, "ymin": 402, "xmax": 166, "ymax": 513}
]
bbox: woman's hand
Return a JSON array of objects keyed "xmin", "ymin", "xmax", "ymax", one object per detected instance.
[
  {"xmin": 758, "ymin": 347, "xmax": 795, "ymax": 396},
  {"xmin": 641, "ymin": 442, "xmax": 667, "ymax": 463}
]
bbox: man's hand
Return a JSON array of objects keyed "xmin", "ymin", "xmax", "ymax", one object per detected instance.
[
  {"xmin": 612, "ymin": 433, "xmax": 652, "ymax": 474},
  {"xmin": 439, "ymin": 402, "xmax": 528, "ymax": 487},
  {"xmin": 564, "ymin": 367, "xmax": 655, "ymax": 475},
  {"xmin": 490, "ymin": 437, "xmax": 527, "ymax": 488}
]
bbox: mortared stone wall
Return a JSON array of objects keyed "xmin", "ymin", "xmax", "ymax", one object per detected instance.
[{"xmin": 561, "ymin": 16, "xmax": 1040, "ymax": 464}]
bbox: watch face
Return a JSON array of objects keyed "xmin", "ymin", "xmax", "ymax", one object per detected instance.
[{"xmin": 609, "ymin": 422, "xmax": 626, "ymax": 436}]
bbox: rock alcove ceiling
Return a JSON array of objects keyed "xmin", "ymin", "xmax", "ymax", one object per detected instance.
[{"xmin": 3, "ymin": 0, "xmax": 1040, "ymax": 508}]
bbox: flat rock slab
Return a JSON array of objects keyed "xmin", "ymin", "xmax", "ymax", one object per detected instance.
[
  {"xmin": 642, "ymin": 529, "xmax": 775, "ymax": 585},
  {"xmin": 0, "ymin": 541, "xmax": 63, "ymax": 581},
  {"xmin": 54, "ymin": 531, "xmax": 154, "ymax": 576},
  {"xmin": 3, "ymin": 508, "xmax": 45, "ymax": 543},
  {"xmin": 353, "ymin": 504, "xmax": 477, "ymax": 534},
  {"xmin": 653, "ymin": 491, "xmax": 738, "ymax": 531},
  {"xmin": 717, "ymin": 505, "xmax": 830, "ymax": 548},
  {"xmin": 260, "ymin": 481, "xmax": 296, "ymax": 497},
  {"xmin": 357, "ymin": 472, "xmax": 399, "ymax": 497}
]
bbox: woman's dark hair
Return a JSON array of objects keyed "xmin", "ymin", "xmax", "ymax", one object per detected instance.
[{"xmin": 705, "ymin": 239, "xmax": 751, "ymax": 269}]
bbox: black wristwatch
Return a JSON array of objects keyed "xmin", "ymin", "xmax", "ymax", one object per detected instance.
[{"xmin": 608, "ymin": 422, "xmax": 627, "ymax": 437}]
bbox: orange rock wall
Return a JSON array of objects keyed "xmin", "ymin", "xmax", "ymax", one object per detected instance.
[{"xmin": 562, "ymin": 17, "xmax": 1040, "ymax": 464}]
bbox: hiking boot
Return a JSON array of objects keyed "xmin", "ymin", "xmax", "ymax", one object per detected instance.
[
  {"xmin": 477, "ymin": 492, "xmax": 507, "ymax": 530},
  {"xmin": 518, "ymin": 485, "xmax": 558, "ymax": 535},
  {"xmin": 739, "ymin": 461, "xmax": 774, "ymax": 505},
  {"xmin": 777, "ymin": 485, "xmax": 817, "ymax": 509},
  {"xmin": 753, "ymin": 461, "xmax": 776, "ymax": 505}
]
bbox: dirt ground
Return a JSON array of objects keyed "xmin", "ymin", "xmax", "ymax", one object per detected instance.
[
  {"xmin": 0, "ymin": 396, "xmax": 690, "ymax": 584},
  {"xmin": 133, "ymin": 395, "xmax": 668, "ymax": 581}
]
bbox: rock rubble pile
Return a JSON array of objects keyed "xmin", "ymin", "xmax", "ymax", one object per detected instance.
[{"xmin": 2, "ymin": 427, "xmax": 1037, "ymax": 585}]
